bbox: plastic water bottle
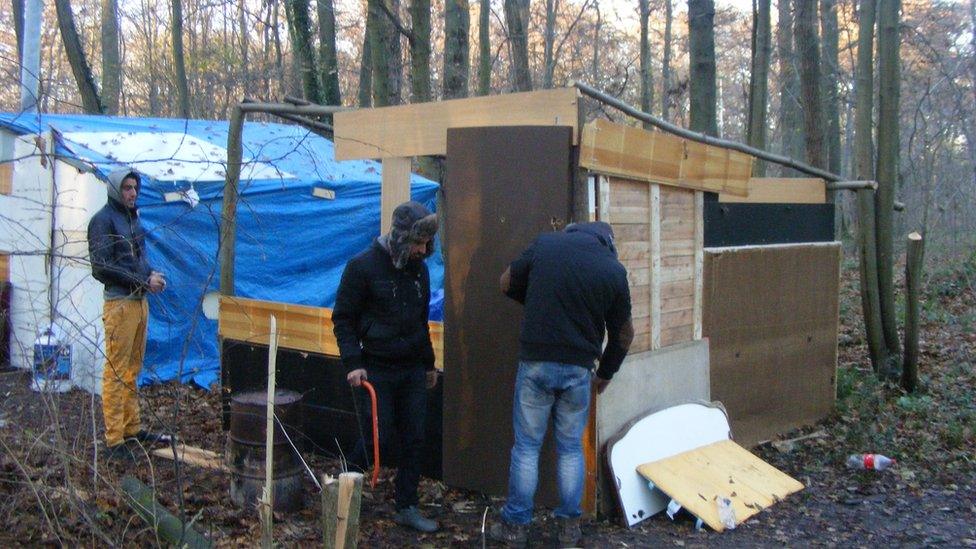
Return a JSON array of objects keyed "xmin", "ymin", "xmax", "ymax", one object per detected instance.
[
  {"xmin": 31, "ymin": 324, "xmax": 72, "ymax": 393},
  {"xmin": 846, "ymin": 454, "xmax": 895, "ymax": 471}
]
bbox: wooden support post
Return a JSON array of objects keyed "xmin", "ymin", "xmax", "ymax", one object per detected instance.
[
  {"xmin": 321, "ymin": 473, "xmax": 363, "ymax": 549},
  {"xmin": 902, "ymin": 232, "xmax": 924, "ymax": 392},
  {"xmin": 597, "ymin": 176, "xmax": 610, "ymax": 222},
  {"xmin": 649, "ymin": 184, "xmax": 662, "ymax": 349},
  {"xmin": 381, "ymin": 157, "xmax": 413, "ymax": 233},
  {"xmin": 261, "ymin": 314, "xmax": 278, "ymax": 548},
  {"xmin": 322, "ymin": 475, "xmax": 339, "ymax": 549},
  {"xmin": 693, "ymin": 191, "xmax": 704, "ymax": 339},
  {"xmin": 219, "ymin": 106, "xmax": 244, "ymax": 297}
]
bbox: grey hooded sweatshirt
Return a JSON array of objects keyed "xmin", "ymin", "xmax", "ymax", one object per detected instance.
[{"xmin": 87, "ymin": 168, "xmax": 154, "ymax": 300}]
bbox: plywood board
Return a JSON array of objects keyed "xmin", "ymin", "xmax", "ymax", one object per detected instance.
[
  {"xmin": 604, "ymin": 398, "xmax": 726, "ymax": 527},
  {"xmin": 441, "ymin": 126, "xmax": 578, "ymax": 511},
  {"xmin": 719, "ymin": 178, "xmax": 826, "ymax": 204},
  {"xmin": 334, "ymin": 88, "xmax": 579, "ymax": 160},
  {"xmin": 0, "ymin": 163, "xmax": 11, "ymax": 195},
  {"xmin": 702, "ymin": 243, "xmax": 841, "ymax": 446},
  {"xmin": 218, "ymin": 296, "xmax": 444, "ymax": 370},
  {"xmin": 0, "ymin": 253, "xmax": 8, "ymax": 283},
  {"xmin": 637, "ymin": 439, "xmax": 804, "ymax": 532},
  {"xmin": 580, "ymin": 119, "xmax": 752, "ymax": 196}
]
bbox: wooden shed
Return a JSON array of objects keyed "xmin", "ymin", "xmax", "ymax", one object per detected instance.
[{"xmin": 217, "ymin": 87, "xmax": 840, "ymax": 516}]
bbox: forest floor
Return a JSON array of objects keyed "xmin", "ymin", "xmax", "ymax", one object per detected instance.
[{"xmin": 1, "ymin": 253, "xmax": 974, "ymax": 547}]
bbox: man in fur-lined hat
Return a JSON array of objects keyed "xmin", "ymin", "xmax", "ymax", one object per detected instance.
[{"xmin": 333, "ymin": 200, "xmax": 440, "ymax": 533}]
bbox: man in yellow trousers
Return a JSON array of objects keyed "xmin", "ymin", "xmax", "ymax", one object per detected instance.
[{"xmin": 87, "ymin": 168, "xmax": 170, "ymax": 461}]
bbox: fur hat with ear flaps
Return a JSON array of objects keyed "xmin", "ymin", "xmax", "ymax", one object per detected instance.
[{"xmin": 380, "ymin": 201, "xmax": 438, "ymax": 269}]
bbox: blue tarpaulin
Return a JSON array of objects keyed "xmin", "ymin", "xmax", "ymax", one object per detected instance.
[{"xmin": 0, "ymin": 112, "xmax": 442, "ymax": 389}]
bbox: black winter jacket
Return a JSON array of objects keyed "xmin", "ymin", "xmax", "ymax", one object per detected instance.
[
  {"xmin": 332, "ymin": 239, "xmax": 435, "ymax": 373},
  {"xmin": 87, "ymin": 169, "xmax": 153, "ymax": 300}
]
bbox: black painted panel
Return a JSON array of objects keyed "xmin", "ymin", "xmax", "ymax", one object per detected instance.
[{"xmin": 704, "ymin": 201, "xmax": 835, "ymax": 247}]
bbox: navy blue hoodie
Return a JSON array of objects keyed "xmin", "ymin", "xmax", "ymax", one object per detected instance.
[{"xmin": 505, "ymin": 222, "xmax": 632, "ymax": 379}]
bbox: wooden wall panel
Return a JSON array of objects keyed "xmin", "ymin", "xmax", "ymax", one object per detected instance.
[{"xmin": 606, "ymin": 177, "xmax": 652, "ymax": 353}]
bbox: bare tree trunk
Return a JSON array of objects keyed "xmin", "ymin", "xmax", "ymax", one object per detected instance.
[
  {"xmin": 172, "ymin": 0, "xmax": 191, "ymax": 118},
  {"xmin": 776, "ymin": 0, "xmax": 803, "ymax": 170},
  {"xmin": 505, "ymin": 0, "xmax": 532, "ymax": 91},
  {"xmin": 876, "ymin": 0, "xmax": 902, "ymax": 366},
  {"xmin": 100, "ymin": 0, "xmax": 121, "ymax": 114},
  {"xmin": 639, "ymin": 0, "xmax": 653, "ymax": 128},
  {"xmin": 55, "ymin": 0, "xmax": 104, "ymax": 113},
  {"xmin": 444, "ymin": 0, "xmax": 470, "ymax": 99},
  {"xmin": 317, "ymin": 0, "xmax": 342, "ymax": 106},
  {"xmin": 662, "ymin": 0, "xmax": 673, "ymax": 120},
  {"xmin": 358, "ymin": 22, "xmax": 373, "ymax": 107},
  {"xmin": 368, "ymin": 0, "xmax": 402, "ymax": 106},
  {"xmin": 477, "ymin": 0, "xmax": 491, "ymax": 95},
  {"xmin": 821, "ymin": 0, "xmax": 841, "ymax": 176},
  {"xmin": 746, "ymin": 0, "xmax": 770, "ymax": 175},
  {"xmin": 13, "ymin": 0, "xmax": 24, "ymax": 66},
  {"xmin": 407, "ymin": 0, "xmax": 432, "ymax": 102},
  {"xmin": 854, "ymin": 0, "xmax": 886, "ymax": 373},
  {"xmin": 794, "ymin": 0, "xmax": 826, "ymax": 169},
  {"xmin": 688, "ymin": 0, "xmax": 718, "ymax": 136},
  {"xmin": 591, "ymin": 1, "xmax": 600, "ymax": 83},
  {"xmin": 901, "ymin": 232, "xmax": 923, "ymax": 392},
  {"xmin": 239, "ymin": 0, "xmax": 249, "ymax": 93},
  {"xmin": 543, "ymin": 0, "xmax": 557, "ymax": 88},
  {"xmin": 285, "ymin": 0, "xmax": 323, "ymax": 103}
]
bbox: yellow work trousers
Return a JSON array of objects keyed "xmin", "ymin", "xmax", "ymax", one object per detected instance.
[{"xmin": 102, "ymin": 299, "xmax": 148, "ymax": 447}]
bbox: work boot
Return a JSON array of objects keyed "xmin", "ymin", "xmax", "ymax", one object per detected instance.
[
  {"xmin": 394, "ymin": 506, "xmax": 438, "ymax": 533},
  {"xmin": 487, "ymin": 519, "xmax": 529, "ymax": 547},
  {"xmin": 556, "ymin": 516, "xmax": 582, "ymax": 548},
  {"xmin": 128, "ymin": 430, "xmax": 172, "ymax": 446},
  {"xmin": 105, "ymin": 442, "xmax": 134, "ymax": 463}
]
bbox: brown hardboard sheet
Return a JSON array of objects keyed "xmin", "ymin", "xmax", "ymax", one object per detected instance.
[
  {"xmin": 702, "ymin": 243, "xmax": 841, "ymax": 446},
  {"xmin": 442, "ymin": 126, "xmax": 573, "ymax": 508}
]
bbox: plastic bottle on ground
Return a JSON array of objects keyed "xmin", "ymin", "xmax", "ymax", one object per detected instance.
[{"xmin": 846, "ymin": 454, "xmax": 895, "ymax": 471}]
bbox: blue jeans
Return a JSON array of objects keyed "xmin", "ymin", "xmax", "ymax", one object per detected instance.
[{"xmin": 500, "ymin": 361, "xmax": 592, "ymax": 525}]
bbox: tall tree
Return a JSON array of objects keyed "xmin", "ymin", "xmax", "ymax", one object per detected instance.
[
  {"xmin": 746, "ymin": 0, "xmax": 771, "ymax": 175},
  {"xmin": 477, "ymin": 0, "xmax": 491, "ymax": 95},
  {"xmin": 55, "ymin": 0, "xmax": 104, "ymax": 113},
  {"xmin": 639, "ymin": 0, "xmax": 653, "ymax": 127},
  {"xmin": 794, "ymin": 0, "xmax": 826, "ymax": 169},
  {"xmin": 13, "ymin": 0, "xmax": 24, "ymax": 66},
  {"xmin": 100, "ymin": 0, "xmax": 121, "ymax": 114},
  {"xmin": 875, "ymin": 0, "xmax": 902, "ymax": 362},
  {"xmin": 358, "ymin": 22, "xmax": 373, "ymax": 107},
  {"xmin": 444, "ymin": 0, "xmax": 470, "ymax": 98},
  {"xmin": 776, "ymin": 0, "xmax": 803, "ymax": 168},
  {"xmin": 284, "ymin": 0, "xmax": 323, "ymax": 103},
  {"xmin": 505, "ymin": 0, "xmax": 532, "ymax": 91},
  {"xmin": 853, "ymin": 0, "xmax": 886, "ymax": 372},
  {"xmin": 317, "ymin": 0, "xmax": 342, "ymax": 106},
  {"xmin": 661, "ymin": 0, "xmax": 673, "ymax": 120},
  {"xmin": 688, "ymin": 0, "xmax": 718, "ymax": 135},
  {"xmin": 367, "ymin": 0, "xmax": 402, "ymax": 106},
  {"xmin": 821, "ymin": 0, "xmax": 841, "ymax": 176},
  {"xmin": 408, "ymin": 0, "xmax": 433, "ymax": 102},
  {"xmin": 543, "ymin": 0, "xmax": 557, "ymax": 88},
  {"xmin": 171, "ymin": 0, "xmax": 191, "ymax": 118}
]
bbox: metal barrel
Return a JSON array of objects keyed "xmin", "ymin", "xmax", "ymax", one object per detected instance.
[{"xmin": 227, "ymin": 389, "xmax": 305, "ymax": 513}]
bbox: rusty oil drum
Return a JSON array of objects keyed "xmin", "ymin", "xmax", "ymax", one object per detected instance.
[{"xmin": 227, "ymin": 389, "xmax": 305, "ymax": 513}]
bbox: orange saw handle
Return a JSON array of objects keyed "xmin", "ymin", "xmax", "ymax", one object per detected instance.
[{"xmin": 361, "ymin": 380, "xmax": 380, "ymax": 488}]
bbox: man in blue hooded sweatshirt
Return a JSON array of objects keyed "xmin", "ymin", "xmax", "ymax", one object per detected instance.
[
  {"xmin": 489, "ymin": 222, "xmax": 633, "ymax": 548},
  {"xmin": 87, "ymin": 168, "xmax": 169, "ymax": 461}
]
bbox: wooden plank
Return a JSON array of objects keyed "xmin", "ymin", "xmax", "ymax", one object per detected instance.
[
  {"xmin": 649, "ymin": 184, "xmax": 662, "ymax": 350},
  {"xmin": 334, "ymin": 88, "xmax": 579, "ymax": 160},
  {"xmin": 637, "ymin": 440, "xmax": 803, "ymax": 532},
  {"xmin": 381, "ymin": 157, "xmax": 412, "ymax": 233},
  {"xmin": 660, "ymin": 324, "xmax": 693, "ymax": 348},
  {"xmin": 719, "ymin": 177, "xmax": 827, "ymax": 204},
  {"xmin": 597, "ymin": 176, "xmax": 610, "ymax": 222},
  {"xmin": 219, "ymin": 296, "xmax": 444, "ymax": 370},
  {"xmin": 661, "ymin": 278, "xmax": 694, "ymax": 299},
  {"xmin": 151, "ymin": 443, "xmax": 226, "ymax": 471},
  {"xmin": 693, "ymin": 191, "xmax": 704, "ymax": 339},
  {"xmin": 581, "ymin": 119, "xmax": 751, "ymax": 196},
  {"xmin": 607, "ymin": 205, "xmax": 649, "ymax": 225},
  {"xmin": 0, "ymin": 162, "xmax": 11, "ymax": 195},
  {"xmin": 0, "ymin": 253, "xmax": 8, "ymax": 283}
]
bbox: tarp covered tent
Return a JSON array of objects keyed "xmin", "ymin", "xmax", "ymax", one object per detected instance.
[{"xmin": 0, "ymin": 112, "xmax": 442, "ymax": 389}]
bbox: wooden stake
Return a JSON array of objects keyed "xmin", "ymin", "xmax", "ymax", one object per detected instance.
[
  {"xmin": 261, "ymin": 314, "xmax": 278, "ymax": 548},
  {"xmin": 902, "ymin": 232, "xmax": 924, "ymax": 392},
  {"xmin": 322, "ymin": 475, "xmax": 338, "ymax": 549},
  {"xmin": 338, "ymin": 472, "xmax": 364, "ymax": 549}
]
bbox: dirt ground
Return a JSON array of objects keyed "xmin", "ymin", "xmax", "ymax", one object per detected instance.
[{"xmin": 1, "ymin": 262, "xmax": 974, "ymax": 547}]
